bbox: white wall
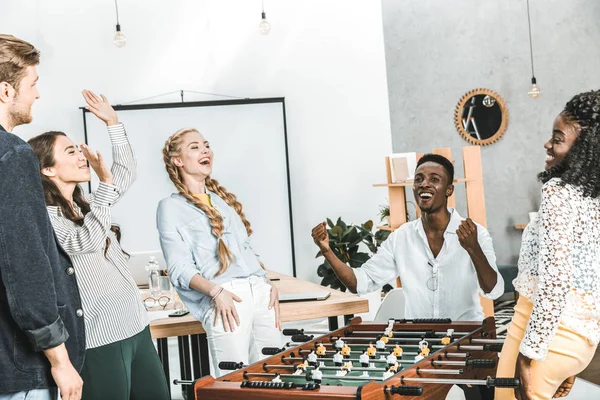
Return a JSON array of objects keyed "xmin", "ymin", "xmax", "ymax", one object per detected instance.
[{"xmin": 2, "ymin": 0, "xmax": 392, "ymax": 284}]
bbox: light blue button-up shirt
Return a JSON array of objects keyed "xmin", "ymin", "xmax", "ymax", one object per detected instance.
[{"xmin": 156, "ymin": 191, "xmax": 266, "ymax": 321}]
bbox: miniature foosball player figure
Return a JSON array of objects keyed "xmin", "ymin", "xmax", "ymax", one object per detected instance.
[
  {"xmin": 316, "ymin": 342, "xmax": 327, "ymax": 357},
  {"xmin": 307, "ymin": 349, "xmax": 318, "ymax": 366},
  {"xmin": 388, "ymin": 361, "xmax": 400, "ymax": 373},
  {"xmin": 342, "ymin": 360, "xmax": 353, "ymax": 371},
  {"xmin": 382, "ymin": 365, "xmax": 395, "ymax": 380},
  {"xmin": 415, "ymin": 339, "xmax": 430, "ymax": 362},
  {"xmin": 341, "ymin": 343, "xmax": 351, "ymax": 357},
  {"xmin": 272, "ymin": 373, "xmax": 282, "ymax": 383},
  {"xmin": 335, "ymin": 337, "xmax": 345, "ymax": 349},
  {"xmin": 441, "ymin": 328, "xmax": 454, "ymax": 345},
  {"xmin": 294, "ymin": 358, "xmax": 309, "ymax": 375},
  {"xmin": 393, "ymin": 344, "xmax": 403, "ymax": 358},
  {"xmin": 359, "ymin": 351, "xmax": 370, "ymax": 367},
  {"xmin": 367, "ymin": 342, "xmax": 377, "ymax": 358},
  {"xmin": 311, "ymin": 367, "xmax": 323, "ymax": 384},
  {"xmin": 387, "ymin": 350, "xmax": 398, "ymax": 366},
  {"xmin": 376, "ymin": 335, "xmax": 389, "ymax": 350},
  {"xmin": 333, "ymin": 350, "xmax": 344, "ymax": 366}
]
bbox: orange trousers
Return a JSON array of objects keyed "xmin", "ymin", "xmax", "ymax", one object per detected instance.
[{"xmin": 495, "ymin": 296, "xmax": 597, "ymax": 399}]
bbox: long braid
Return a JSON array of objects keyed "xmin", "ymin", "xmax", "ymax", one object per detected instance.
[
  {"xmin": 162, "ymin": 129, "xmax": 233, "ymax": 276},
  {"xmin": 206, "ymin": 178, "xmax": 253, "ymax": 237}
]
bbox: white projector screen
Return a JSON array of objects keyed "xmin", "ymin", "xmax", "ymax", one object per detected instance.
[{"xmin": 83, "ymin": 98, "xmax": 295, "ymax": 276}]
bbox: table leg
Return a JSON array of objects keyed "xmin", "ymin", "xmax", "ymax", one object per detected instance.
[
  {"xmin": 191, "ymin": 333, "xmax": 210, "ymax": 377},
  {"xmin": 178, "ymin": 336, "xmax": 192, "ymax": 399},
  {"xmin": 344, "ymin": 314, "xmax": 354, "ymax": 325},
  {"xmin": 328, "ymin": 316, "xmax": 339, "ymax": 331},
  {"xmin": 156, "ymin": 338, "xmax": 171, "ymax": 397}
]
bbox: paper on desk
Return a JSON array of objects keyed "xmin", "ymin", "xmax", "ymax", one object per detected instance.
[{"xmin": 146, "ymin": 310, "xmax": 172, "ymax": 322}]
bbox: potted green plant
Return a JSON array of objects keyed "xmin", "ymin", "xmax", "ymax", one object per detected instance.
[{"xmin": 316, "ymin": 218, "xmax": 391, "ymax": 291}]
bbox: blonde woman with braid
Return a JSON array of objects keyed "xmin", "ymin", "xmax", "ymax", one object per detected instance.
[{"xmin": 157, "ymin": 128, "xmax": 284, "ymax": 377}]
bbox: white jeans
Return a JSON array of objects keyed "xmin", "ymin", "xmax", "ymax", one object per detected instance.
[
  {"xmin": 0, "ymin": 390, "xmax": 57, "ymax": 400},
  {"xmin": 202, "ymin": 275, "xmax": 284, "ymax": 377}
]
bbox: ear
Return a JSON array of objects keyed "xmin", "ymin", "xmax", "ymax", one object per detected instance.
[
  {"xmin": 172, "ymin": 156, "xmax": 184, "ymax": 168},
  {"xmin": 0, "ymin": 81, "xmax": 16, "ymax": 104},
  {"xmin": 41, "ymin": 167, "xmax": 56, "ymax": 178},
  {"xmin": 446, "ymin": 184, "xmax": 454, "ymax": 197}
]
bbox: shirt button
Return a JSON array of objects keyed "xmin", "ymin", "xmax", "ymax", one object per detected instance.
[
  {"xmin": 76, "ymin": 309, "xmax": 84, "ymax": 317},
  {"xmin": 66, "ymin": 267, "xmax": 75, "ymax": 276}
]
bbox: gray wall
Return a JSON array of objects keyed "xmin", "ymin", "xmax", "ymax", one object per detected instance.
[{"xmin": 382, "ymin": 0, "xmax": 600, "ymax": 265}]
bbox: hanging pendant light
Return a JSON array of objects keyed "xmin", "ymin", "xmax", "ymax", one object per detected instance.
[
  {"xmin": 526, "ymin": 0, "xmax": 540, "ymax": 99},
  {"xmin": 113, "ymin": 0, "xmax": 126, "ymax": 48},
  {"xmin": 259, "ymin": 0, "xmax": 271, "ymax": 35}
]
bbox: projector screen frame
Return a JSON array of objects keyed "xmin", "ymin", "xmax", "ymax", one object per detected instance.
[{"xmin": 80, "ymin": 97, "xmax": 297, "ymax": 277}]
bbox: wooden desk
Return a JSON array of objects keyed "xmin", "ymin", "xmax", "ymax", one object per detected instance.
[{"xmin": 147, "ymin": 271, "xmax": 368, "ymax": 397}]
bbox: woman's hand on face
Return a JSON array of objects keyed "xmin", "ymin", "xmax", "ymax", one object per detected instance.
[
  {"xmin": 81, "ymin": 144, "xmax": 113, "ymax": 184},
  {"xmin": 213, "ymin": 289, "xmax": 242, "ymax": 332},
  {"xmin": 82, "ymin": 90, "xmax": 118, "ymax": 126}
]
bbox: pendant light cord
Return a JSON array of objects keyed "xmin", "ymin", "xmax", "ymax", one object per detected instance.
[
  {"xmin": 115, "ymin": 0, "xmax": 120, "ymax": 25},
  {"xmin": 526, "ymin": 0, "xmax": 535, "ymax": 79}
]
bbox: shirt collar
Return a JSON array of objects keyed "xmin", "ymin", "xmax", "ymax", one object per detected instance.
[
  {"xmin": 416, "ymin": 207, "xmax": 463, "ymax": 237},
  {"xmin": 0, "ymin": 124, "xmax": 6, "ymax": 133}
]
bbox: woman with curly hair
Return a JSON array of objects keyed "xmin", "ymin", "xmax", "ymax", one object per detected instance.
[
  {"xmin": 496, "ymin": 90, "xmax": 600, "ymax": 400},
  {"xmin": 156, "ymin": 128, "xmax": 283, "ymax": 377}
]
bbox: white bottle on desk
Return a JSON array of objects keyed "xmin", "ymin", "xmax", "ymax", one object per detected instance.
[{"xmin": 146, "ymin": 256, "xmax": 161, "ymax": 297}]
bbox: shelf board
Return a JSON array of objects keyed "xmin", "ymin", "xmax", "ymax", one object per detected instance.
[
  {"xmin": 373, "ymin": 178, "xmax": 468, "ymax": 187},
  {"xmin": 376, "ymin": 225, "xmax": 396, "ymax": 231}
]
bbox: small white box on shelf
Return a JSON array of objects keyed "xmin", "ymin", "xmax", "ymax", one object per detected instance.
[{"xmin": 389, "ymin": 152, "xmax": 417, "ymax": 182}]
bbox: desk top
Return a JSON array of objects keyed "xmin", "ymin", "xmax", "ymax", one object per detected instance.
[{"xmin": 148, "ymin": 271, "xmax": 369, "ymax": 339}]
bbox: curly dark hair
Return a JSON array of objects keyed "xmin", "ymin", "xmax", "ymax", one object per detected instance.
[
  {"xmin": 416, "ymin": 153, "xmax": 454, "ymax": 184},
  {"xmin": 538, "ymin": 90, "xmax": 600, "ymax": 198}
]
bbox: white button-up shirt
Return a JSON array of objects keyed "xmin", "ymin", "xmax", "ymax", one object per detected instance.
[{"xmin": 354, "ymin": 208, "xmax": 503, "ymax": 321}]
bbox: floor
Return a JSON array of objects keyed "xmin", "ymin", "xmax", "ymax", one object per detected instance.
[{"xmin": 164, "ymin": 315, "xmax": 600, "ymax": 399}]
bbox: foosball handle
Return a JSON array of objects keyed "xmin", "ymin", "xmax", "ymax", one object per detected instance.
[
  {"xmin": 292, "ymin": 334, "xmax": 314, "ymax": 342},
  {"xmin": 388, "ymin": 385, "xmax": 424, "ymax": 396},
  {"xmin": 219, "ymin": 361, "xmax": 245, "ymax": 370},
  {"xmin": 262, "ymin": 347, "xmax": 285, "ymax": 355},
  {"xmin": 487, "ymin": 378, "xmax": 520, "ymax": 388},
  {"xmin": 395, "ymin": 318, "xmax": 452, "ymax": 324},
  {"xmin": 283, "ymin": 329, "xmax": 304, "ymax": 336},
  {"xmin": 466, "ymin": 359, "xmax": 496, "ymax": 368},
  {"xmin": 483, "ymin": 343, "xmax": 504, "ymax": 352}
]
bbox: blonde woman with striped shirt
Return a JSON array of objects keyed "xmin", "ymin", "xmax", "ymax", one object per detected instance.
[
  {"xmin": 157, "ymin": 128, "xmax": 284, "ymax": 377},
  {"xmin": 28, "ymin": 90, "xmax": 169, "ymax": 400}
]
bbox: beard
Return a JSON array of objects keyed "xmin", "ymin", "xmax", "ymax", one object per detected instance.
[{"xmin": 8, "ymin": 95, "xmax": 33, "ymax": 128}]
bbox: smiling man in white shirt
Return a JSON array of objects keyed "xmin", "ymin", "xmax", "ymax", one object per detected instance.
[{"xmin": 311, "ymin": 154, "xmax": 504, "ymax": 321}]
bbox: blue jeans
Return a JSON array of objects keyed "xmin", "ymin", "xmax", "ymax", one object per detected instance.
[{"xmin": 0, "ymin": 390, "xmax": 57, "ymax": 400}]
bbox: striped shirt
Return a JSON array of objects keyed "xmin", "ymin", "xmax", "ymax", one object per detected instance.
[{"xmin": 47, "ymin": 124, "xmax": 148, "ymax": 349}]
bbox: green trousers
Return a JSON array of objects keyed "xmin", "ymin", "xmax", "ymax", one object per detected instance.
[{"xmin": 80, "ymin": 326, "xmax": 170, "ymax": 400}]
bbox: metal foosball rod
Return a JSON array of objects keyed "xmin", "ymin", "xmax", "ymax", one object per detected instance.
[
  {"xmin": 469, "ymin": 338, "xmax": 504, "ymax": 344},
  {"xmin": 393, "ymin": 376, "xmax": 520, "ymax": 388},
  {"xmin": 329, "ymin": 336, "xmax": 455, "ymax": 344},
  {"xmin": 283, "ymin": 356, "xmax": 418, "ymax": 365},
  {"xmin": 303, "ymin": 343, "xmax": 446, "ymax": 350},
  {"xmin": 347, "ymin": 330, "xmax": 470, "ymax": 337},
  {"xmin": 457, "ymin": 343, "xmax": 504, "ymax": 352},
  {"xmin": 243, "ymin": 371, "xmax": 388, "ymax": 382}
]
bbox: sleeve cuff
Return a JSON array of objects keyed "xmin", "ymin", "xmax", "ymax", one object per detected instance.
[
  {"xmin": 354, "ymin": 268, "xmax": 369, "ymax": 295},
  {"xmin": 107, "ymin": 123, "xmax": 128, "ymax": 146},
  {"xmin": 25, "ymin": 315, "xmax": 70, "ymax": 352},
  {"xmin": 479, "ymin": 272, "xmax": 504, "ymax": 300},
  {"xmin": 177, "ymin": 269, "xmax": 199, "ymax": 290},
  {"xmin": 93, "ymin": 181, "xmax": 120, "ymax": 206}
]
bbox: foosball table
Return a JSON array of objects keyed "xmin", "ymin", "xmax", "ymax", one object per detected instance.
[{"xmin": 187, "ymin": 317, "xmax": 518, "ymax": 399}]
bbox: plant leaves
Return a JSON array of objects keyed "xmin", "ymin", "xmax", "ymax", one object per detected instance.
[
  {"xmin": 363, "ymin": 220, "xmax": 374, "ymax": 230},
  {"xmin": 326, "ymin": 218, "xmax": 335, "ymax": 229}
]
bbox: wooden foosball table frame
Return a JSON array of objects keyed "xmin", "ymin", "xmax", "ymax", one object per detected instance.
[{"xmin": 190, "ymin": 316, "xmax": 518, "ymax": 399}]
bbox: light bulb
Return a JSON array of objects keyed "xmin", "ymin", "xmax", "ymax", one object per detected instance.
[
  {"xmin": 528, "ymin": 77, "xmax": 540, "ymax": 99},
  {"xmin": 259, "ymin": 12, "xmax": 271, "ymax": 35},
  {"xmin": 113, "ymin": 24, "xmax": 126, "ymax": 48},
  {"xmin": 482, "ymin": 95, "xmax": 496, "ymax": 107}
]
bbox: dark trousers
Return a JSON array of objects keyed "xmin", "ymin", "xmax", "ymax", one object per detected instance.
[
  {"xmin": 80, "ymin": 326, "xmax": 169, "ymax": 400},
  {"xmin": 460, "ymin": 384, "xmax": 495, "ymax": 400}
]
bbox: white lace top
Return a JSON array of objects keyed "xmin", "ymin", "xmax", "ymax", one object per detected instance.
[{"xmin": 514, "ymin": 178, "xmax": 600, "ymax": 361}]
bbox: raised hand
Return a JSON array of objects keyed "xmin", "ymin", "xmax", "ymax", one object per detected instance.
[
  {"xmin": 213, "ymin": 289, "xmax": 242, "ymax": 332},
  {"xmin": 82, "ymin": 89, "xmax": 118, "ymax": 126},
  {"xmin": 456, "ymin": 218, "xmax": 479, "ymax": 252},
  {"xmin": 81, "ymin": 143, "xmax": 113, "ymax": 184},
  {"xmin": 311, "ymin": 222, "xmax": 331, "ymax": 254}
]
